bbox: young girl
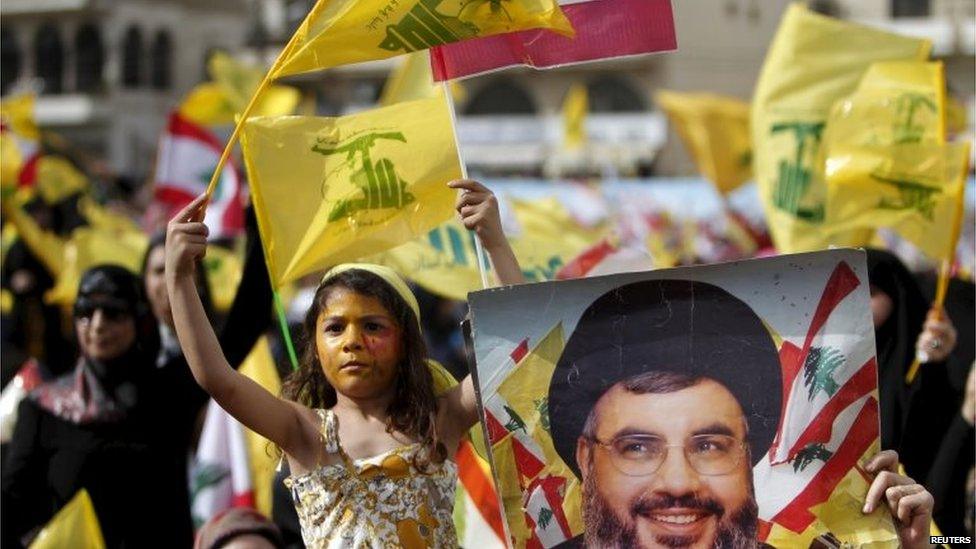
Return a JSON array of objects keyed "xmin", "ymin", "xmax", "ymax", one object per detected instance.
[{"xmin": 165, "ymin": 179, "xmax": 522, "ymax": 548}]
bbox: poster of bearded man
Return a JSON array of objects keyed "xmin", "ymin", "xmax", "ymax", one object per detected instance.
[{"xmin": 466, "ymin": 249, "xmax": 900, "ymax": 548}]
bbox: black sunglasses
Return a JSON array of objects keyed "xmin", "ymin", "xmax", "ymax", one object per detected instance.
[{"xmin": 73, "ymin": 298, "xmax": 133, "ymax": 322}]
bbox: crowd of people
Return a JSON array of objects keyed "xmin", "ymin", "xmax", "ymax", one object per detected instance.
[{"xmin": 0, "ymin": 158, "xmax": 971, "ymax": 548}]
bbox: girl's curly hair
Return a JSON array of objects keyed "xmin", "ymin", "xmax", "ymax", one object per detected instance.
[{"xmin": 280, "ymin": 269, "xmax": 446, "ymax": 468}]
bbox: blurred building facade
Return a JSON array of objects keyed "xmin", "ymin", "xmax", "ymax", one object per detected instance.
[
  {"xmin": 1, "ymin": 0, "xmax": 972, "ymax": 179},
  {"xmin": 1, "ymin": 0, "xmax": 249, "ymax": 180}
]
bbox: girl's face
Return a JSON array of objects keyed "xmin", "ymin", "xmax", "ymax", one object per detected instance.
[{"xmin": 315, "ymin": 286, "xmax": 403, "ymax": 400}]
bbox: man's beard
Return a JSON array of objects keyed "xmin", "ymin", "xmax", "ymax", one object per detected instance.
[{"xmin": 581, "ymin": 471, "xmax": 760, "ymax": 548}]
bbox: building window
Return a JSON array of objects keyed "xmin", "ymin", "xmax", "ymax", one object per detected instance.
[
  {"xmin": 151, "ymin": 30, "xmax": 172, "ymax": 90},
  {"xmin": 464, "ymin": 78, "xmax": 537, "ymax": 115},
  {"xmin": 34, "ymin": 23, "xmax": 64, "ymax": 94},
  {"xmin": 122, "ymin": 26, "xmax": 143, "ymax": 88},
  {"xmin": 587, "ymin": 76, "xmax": 645, "ymax": 112},
  {"xmin": 891, "ymin": 0, "xmax": 930, "ymax": 17},
  {"xmin": 1, "ymin": 27, "xmax": 21, "ymax": 95},
  {"xmin": 75, "ymin": 24, "xmax": 104, "ymax": 93}
]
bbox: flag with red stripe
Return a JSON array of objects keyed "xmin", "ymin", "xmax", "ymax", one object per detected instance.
[
  {"xmin": 152, "ymin": 112, "xmax": 244, "ymax": 238},
  {"xmin": 431, "ymin": 0, "xmax": 677, "ymax": 81}
]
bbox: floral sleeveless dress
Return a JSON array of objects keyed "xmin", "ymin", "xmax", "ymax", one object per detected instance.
[{"xmin": 284, "ymin": 409, "xmax": 458, "ymax": 548}]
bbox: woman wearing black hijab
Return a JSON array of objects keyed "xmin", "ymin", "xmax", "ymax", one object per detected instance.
[
  {"xmin": 866, "ymin": 249, "xmax": 958, "ymax": 481},
  {"xmin": 1, "ymin": 265, "xmax": 162, "ymax": 547}
]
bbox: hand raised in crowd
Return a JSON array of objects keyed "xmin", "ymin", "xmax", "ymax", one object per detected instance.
[
  {"xmin": 448, "ymin": 179, "xmax": 526, "ymax": 285},
  {"xmin": 862, "ymin": 450, "xmax": 935, "ymax": 549},
  {"xmin": 449, "ymin": 179, "xmax": 506, "ymax": 249},
  {"xmin": 165, "ymin": 194, "xmax": 209, "ymax": 284},
  {"xmin": 915, "ymin": 307, "xmax": 957, "ymax": 363}
]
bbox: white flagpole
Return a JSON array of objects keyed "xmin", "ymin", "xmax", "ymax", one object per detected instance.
[{"xmin": 442, "ymin": 80, "xmax": 491, "ymax": 289}]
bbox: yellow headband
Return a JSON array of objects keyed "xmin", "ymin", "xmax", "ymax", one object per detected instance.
[{"xmin": 319, "ymin": 263, "xmax": 421, "ymax": 328}]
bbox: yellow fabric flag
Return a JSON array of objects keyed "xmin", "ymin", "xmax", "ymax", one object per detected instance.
[
  {"xmin": 45, "ymin": 227, "xmax": 149, "ymax": 305},
  {"xmin": 36, "ymin": 156, "xmax": 89, "ymax": 204},
  {"xmin": 78, "ymin": 196, "xmax": 142, "ymax": 233},
  {"xmin": 0, "ymin": 131, "xmax": 23, "ymax": 190},
  {"xmin": 202, "ymin": 244, "xmax": 244, "ymax": 313},
  {"xmin": 379, "ymin": 50, "xmax": 467, "ymax": 107},
  {"xmin": 1, "ymin": 201, "xmax": 65, "ymax": 276},
  {"xmin": 655, "ymin": 90, "xmax": 752, "ymax": 194},
  {"xmin": 0, "ymin": 94, "xmax": 40, "ymax": 141},
  {"xmin": 179, "ymin": 53, "xmax": 300, "ymax": 127},
  {"xmin": 509, "ymin": 196, "xmax": 604, "ymax": 282},
  {"xmin": 273, "ymin": 0, "xmax": 574, "ymax": 78},
  {"xmin": 366, "ymin": 218, "xmax": 487, "ymax": 301},
  {"xmin": 562, "ymin": 84, "xmax": 588, "ymax": 150},
  {"xmin": 29, "ymin": 489, "xmax": 106, "ymax": 549},
  {"xmin": 237, "ymin": 337, "xmax": 281, "ymax": 518},
  {"xmin": 824, "ymin": 141, "xmax": 969, "ymax": 261},
  {"xmin": 243, "ymin": 94, "xmax": 462, "ymax": 286},
  {"xmin": 823, "ymin": 61, "xmax": 945, "ymax": 149},
  {"xmin": 751, "ymin": 3, "xmax": 930, "ymax": 253}
]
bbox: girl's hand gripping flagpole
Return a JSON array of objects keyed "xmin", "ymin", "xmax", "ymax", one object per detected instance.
[{"xmin": 442, "ymin": 81, "xmax": 491, "ymax": 289}]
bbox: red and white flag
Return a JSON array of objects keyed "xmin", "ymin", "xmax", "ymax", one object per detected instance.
[
  {"xmin": 431, "ymin": 0, "xmax": 677, "ymax": 81},
  {"xmin": 152, "ymin": 112, "xmax": 244, "ymax": 238},
  {"xmin": 190, "ymin": 399, "xmax": 255, "ymax": 527}
]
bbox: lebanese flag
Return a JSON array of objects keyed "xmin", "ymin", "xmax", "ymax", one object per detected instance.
[
  {"xmin": 152, "ymin": 112, "xmax": 244, "ymax": 238},
  {"xmin": 523, "ymin": 475, "xmax": 573, "ymax": 548},
  {"xmin": 431, "ymin": 0, "xmax": 677, "ymax": 81},
  {"xmin": 190, "ymin": 399, "xmax": 255, "ymax": 527},
  {"xmin": 456, "ymin": 440, "xmax": 507, "ymax": 548}
]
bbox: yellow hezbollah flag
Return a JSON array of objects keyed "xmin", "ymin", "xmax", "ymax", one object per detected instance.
[
  {"xmin": 1, "ymin": 131, "xmax": 23, "ymax": 190},
  {"xmin": 202, "ymin": 244, "xmax": 243, "ymax": 313},
  {"xmin": 180, "ymin": 52, "xmax": 300, "ymax": 127},
  {"xmin": 36, "ymin": 156, "xmax": 90, "ymax": 204},
  {"xmin": 243, "ymin": 94, "xmax": 462, "ymax": 286},
  {"xmin": 273, "ymin": 0, "xmax": 574, "ymax": 78},
  {"xmin": 46, "ymin": 227, "xmax": 149, "ymax": 305},
  {"xmin": 78, "ymin": 196, "xmax": 141, "ymax": 233},
  {"xmin": 656, "ymin": 90, "xmax": 752, "ymax": 195},
  {"xmin": 752, "ymin": 3, "xmax": 930, "ymax": 253},
  {"xmin": 29, "ymin": 489, "xmax": 105, "ymax": 549},
  {"xmin": 1, "ymin": 200, "xmax": 65, "ymax": 276},
  {"xmin": 0, "ymin": 94, "xmax": 40, "ymax": 141},
  {"xmin": 562, "ymin": 84, "xmax": 588, "ymax": 150},
  {"xmin": 378, "ymin": 50, "xmax": 467, "ymax": 107},
  {"xmin": 824, "ymin": 141, "xmax": 969, "ymax": 261},
  {"xmin": 366, "ymin": 218, "xmax": 487, "ymax": 301},
  {"xmin": 823, "ymin": 61, "xmax": 946, "ymax": 149}
]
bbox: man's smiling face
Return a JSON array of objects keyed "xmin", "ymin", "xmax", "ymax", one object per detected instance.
[{"xmin": 577, "ymin": 378, "xmax": 759, "ymax": 548}]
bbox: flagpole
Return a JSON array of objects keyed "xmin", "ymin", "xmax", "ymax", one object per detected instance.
[
  {"xmin": 442, "ymin": 81, "xmax": 491, "ymax": 289},
  {"xmin": 905, "ymin": 145, "xmax": 969, "ymax": 384},
  {"xmin": 203, "ymin": 1, "xmax": 322, "ymax": 197}
]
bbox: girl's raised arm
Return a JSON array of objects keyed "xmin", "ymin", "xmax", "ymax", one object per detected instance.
[
  {"xmin": 165, "ymin": 195, "xmax": 313, "ymax": 458},
  {"xmin": 442, "ymin": 180, "xmax": 524, "ymax": 439}
]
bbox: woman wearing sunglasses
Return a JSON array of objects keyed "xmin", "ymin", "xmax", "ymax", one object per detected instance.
[{"xmin": 1, "ymin": 265, "xmax": 163, "ymax": 547}]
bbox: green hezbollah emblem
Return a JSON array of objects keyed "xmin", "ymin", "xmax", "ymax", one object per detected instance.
[
  {"xmin": 770, "ymin": 121, "xmax": 826, "ymax": 222},
  {"xmin": 312, "ymin": 132, "xmax": 416, "ymax": 222},
  {"xmin": 871, "ymin": 172, "xmax": 943, "ymax": 221},
  {"xmin": 378, "ymin": 0, "xmax": 491, "ymax": 53},
  {"xmin": 893, "ymin": 92, "xmax": 937, "ymax": 144}
]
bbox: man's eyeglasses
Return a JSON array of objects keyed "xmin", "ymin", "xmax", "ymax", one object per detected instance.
[
  {"xmin": 586, "ymin": 433, "xmax": 747, "ymax": 477},
  {"xmin": 73, "ymin": 299, "xmax": 132, "ymax": 322}
]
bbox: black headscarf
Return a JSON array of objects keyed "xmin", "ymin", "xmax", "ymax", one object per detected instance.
[
  {"xmin": 865, "ymin": 248, "xmax": 929, "ymax": 451},
  {"xmin": 30, "ymin": 265, "xmax": 158, "ymax": 424}
]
